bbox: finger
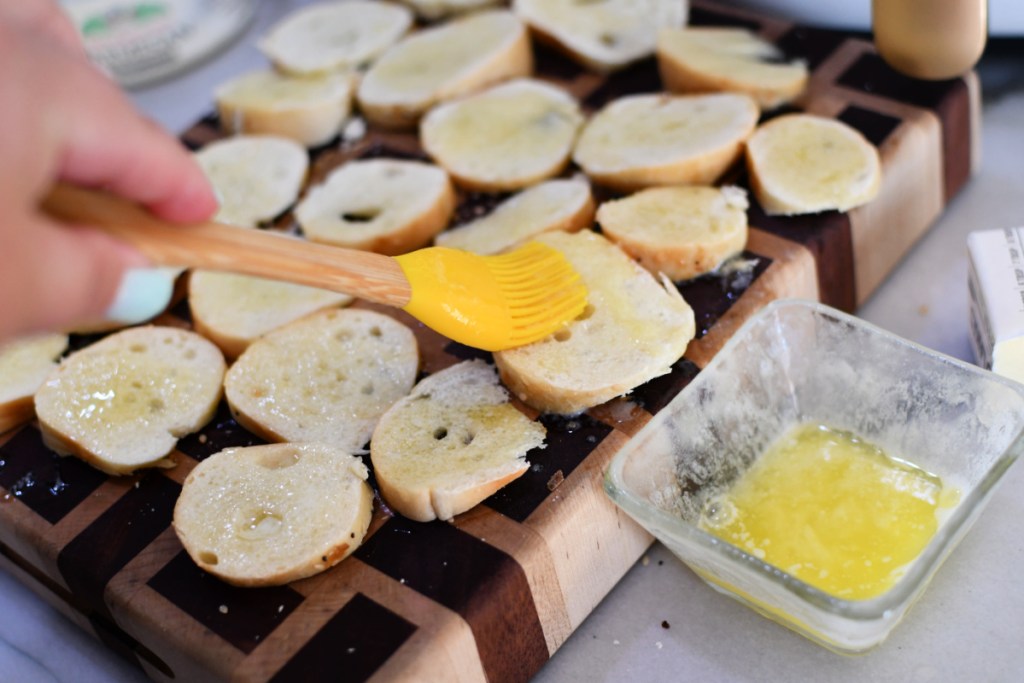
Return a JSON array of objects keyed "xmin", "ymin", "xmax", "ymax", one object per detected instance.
[
  {"xmin": 55, "ymin": 85, "xmax": 219, "ymax": 222},
  {"xmin": 0, "ymin": 0, "xmax": 86, "ymax": 56},
  {"xmin": 12, "ymin": 39, "xmax": 220, "ymax": 222},
  {"xmin": 0, "ymin": 212, "xmax": 150, "ymax": 338}
]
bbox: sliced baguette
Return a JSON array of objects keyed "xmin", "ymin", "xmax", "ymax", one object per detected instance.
[
  {"xmin": 401, "ymin": 0, "xmax": 501, "ymax": 20},
  {"xmin": 188, "ymin": 271, "xmax": 352, "ymax": 360},
  {"xmin": 295, "ymin": 158, "xmax": 455, "ymax": 254},
  {"xmin": 356, "ymin": 10, "xmax": 532, "ymax": 129},
  {"xmin": 420, "ymin": 78, "xmax": 584, "ymax": 191},
  {"xmin": 215, "ymin": 69, "xmax": 353, "ymax": 147},
  {"xmin": 597, "ymin": 185, "xmax": 749, "ymax": 280},
  {"xmin": 194, "ymin": 135, "xmax": 309, "ymax": 227},
  {"xmin": 259, "ymin": 1, "xmax": 413, "ymax": 76},
  {"xmin": 371, "ymin": 359, "xmax": 545, "ymax": 522},
  {"xmin": 34, "ymin": 327, "xmax": 225, "ymax": 475},
  {"xmin": 657, "ymin": 27, "xmax": 808, "ymax": 110},
  {"xmin": 225, "ymin": 308, "xmax": 419, "ymax": 452},
  {"xmin": 572, "ymin": 92, "xmax": 759, "ymax": 192},
  {"xmin": 0, "ymin": 333, "xmax": 68, "ymax": 434},
  {"xmin": 494, "ymin": 230, "xmax": 695, "ymax": 414},
  {"xmin": 745, "ymin": 113, "xmax": 882, "ymax": 215},
  {"xmin": 435, "ymin": 177, "xmax": 594, "ymax": 254},
  {"xmin": 513, "ymin": 0, "xmax": 688, "ymax": 72},
  {"xmin": 174, "ymin": 442, "xmax": 373, "ymax": 587}
]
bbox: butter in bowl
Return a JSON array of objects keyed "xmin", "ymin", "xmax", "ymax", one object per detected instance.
[{"xmin": 604, "ymin": 299, "xmax": 1024, "ymax": 653}]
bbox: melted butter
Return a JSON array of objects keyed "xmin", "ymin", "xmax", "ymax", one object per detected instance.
[{"xmin": 699, "ymin": 423, "xmax": 960, "ymax": 600}]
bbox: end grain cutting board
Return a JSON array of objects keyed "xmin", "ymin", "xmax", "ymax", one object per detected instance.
[{"xmin": 0, "ymin": 2, "xmax": 979, "ymax": 681}]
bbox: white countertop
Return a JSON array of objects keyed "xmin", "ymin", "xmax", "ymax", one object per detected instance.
[{"xmin": 2, "ymin": 2, "xmax": 1023, "ymax": 681}]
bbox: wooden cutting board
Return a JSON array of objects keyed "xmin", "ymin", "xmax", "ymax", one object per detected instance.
[{"xmin": 0, "ymin": 2, "xmax": 978, "ymax": 681}]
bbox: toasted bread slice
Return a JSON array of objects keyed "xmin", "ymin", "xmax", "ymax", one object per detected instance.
[
  {"xmin": 420, "ymin": 78, "xmax": 584, "ymax": 191},
  {"xmin": 215, "ymin": 69, "xmax": 353, "ymax": 147},
  {"xmin": 0, "ymin": 333, "xmax": 68, "ymax": 434},
  {"xmin": 513, "ymin": 0, "xmax": 688, "ymax": 72},
  {"xmin": 597, "ymin": 185, "xmax": 749, "ymax": 280},
  {"xmin": 401, "ymin": 0, "xmax": 501, "ymax": 20},
  {"xmin": 572, "ymin": 92, "xmax": 759, "ymax": 192},
  {"xmin": 657, "ymin": 27, "xmax": 808, "ymax": 110},
  {"xmin": 188, "ymin": 271, "xmax": 352, "ymax": 360},
  {"xmin": 174, "ymin": 442, "xmax": 373, "ymax": 587},
  {"xmin": 295, "ymin": 158, "xmax": 455, "ymax": 254},
  {"xmin": 745, "ymin": 113, "xmax": 882, "ymax": 215},
  {"xmin": 494, "ymin": 230, "xmax": 695, "ymax": 414},
  {"xmin": 225, "ymin": 309, "xmax": 419, "ymax": 451},
  {"xmin": 356, "ymin": 10, "xmax": 532, "ymax": 129},
  {"xmin": 435, "ymin": 177, "xmax": 594, "ymax": 254},
  {"xmin": 371, "ymin": 359, "xmax": 545, "ymax": 521},
  {"xmin": 34, "ymin": 327, "xmax": 225, "ymax": 475},
  {"xmin": 259, "ymin": 1, "xmax": 413, "ymax": 76},
  {"xmin": 194, "ymin": 135, "xmax": 308, "ymax": 227}
]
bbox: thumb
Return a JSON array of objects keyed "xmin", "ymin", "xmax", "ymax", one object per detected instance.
[{"xmin": 0, "ymin": 215, "xmax": 173, "ymax": 338}]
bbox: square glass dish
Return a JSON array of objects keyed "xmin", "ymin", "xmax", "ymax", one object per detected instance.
[{"xmin": 604, "ymin": 299, "xmax": 1024, "ymax": 653}]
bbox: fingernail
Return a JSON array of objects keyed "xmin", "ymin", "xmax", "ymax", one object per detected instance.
[{"xmin": 104, "ymin": 267, "xmax": 182, "ymax": 325}]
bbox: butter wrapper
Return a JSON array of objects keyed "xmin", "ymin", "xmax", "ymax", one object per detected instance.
[{"xmin": 967, "ymin": 227, "xmax": 1024, "ymax": 383}]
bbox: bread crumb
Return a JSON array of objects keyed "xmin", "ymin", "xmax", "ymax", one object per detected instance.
[
  {"xmin": 661, "ymin": 620, "xmax": 670, "ymax": 629},
  {"xmin": 918, "ymin": 304, "xmax": 929, "ymax": 316},
  {"xmin": 642, "ymin": 555, "xmax": 650, "ymax": 566},
  {"xmin": 199, "ymin": 434, "xmax": 209, "ymax": 444},
  {"xmin": 546, "ymin": 470, "xmax": 565, "ymax": 491},
  {"xmin": 656, "ymin": 641, "xmax": 663, "ymax": 649},
  {"xmin": 613, "ymin": 640, "xmax": 620, "ymax": 646},
  {"xmin": 346, "ymin": 647, "xmax": 357, "ymax": 654},
  {"xmin": 219, "ymin": 605, "xmax": 229, "ymax": 614}
]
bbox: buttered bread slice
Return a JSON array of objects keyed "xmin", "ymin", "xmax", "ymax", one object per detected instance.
[
  {"xmin": 436, "ymin": 177, "xmax": 594, "ymax": 254},
  {"xmin": 597, "ymin": 185, "xmax": 749, "ymax": 280},
  {"xmin": 188, "ymin": 271, "xmax": 352, "ymax": 359},
  {"xmin": 194, "ymin": 135, "xmax": 308, "ymax": 227},
  {"xmin": 174, "ymin": 443, "xmax": 373, "ymax": 587},
  {"xmin": 494, "ymin": 230, "xmax": 695, "ymax": 415},
  {"xmin": 421, "ymin": 78, "xmax": 584, "ymax": 191},
  {"xmin": 573, "ymin": 92, "xmax": 759, "ymax": 192},
  {"xmin": 746, "ymin": 113, "xmax": 882, "ymax": 215},
  {"xmin": 371, "ymin": 359, "xmax": 546, "ymax": 522},
  {"xmin": 259, "ymin": 1, "xmax": 413, "ymax": 76},
  {"xmin": 657, "ymin": 27, "xmax": 808, "ymax": 110},
  {"xmin": 224, "ymin": 308, "xmax": 418, "ymax": 452},
  {"xmin": 513, "ymin": 0, "xmax": 688, "ymax": 72},
  {"xmin": 215, "ymin": 69, "xmax": 353, "ymax": 147},
  {"xmin": 295, "ymin": 158, "xmax": 455, "ymax": 254},
  {"xmin": 357, "ymin": 10, "xmax": 532, "ymax": 129},
  {"xmin": 0, "ymin": 333, "xmax": 68, "ymax": 434},
  {"xmin": 34, "ymin": 327, "xmax": 225, "ymax": 475}
]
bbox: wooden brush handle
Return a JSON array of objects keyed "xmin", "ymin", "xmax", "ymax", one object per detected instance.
[{"xmin": 43, "ymin": 184, "xmax": 412, "ymax": 308}]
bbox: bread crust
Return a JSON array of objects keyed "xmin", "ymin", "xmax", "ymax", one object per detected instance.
[
  {"xmin": 371, "ymin": 359, "xmax": 543, "ymax": 521},
  {"xmin": 224, "ymin": 309, "xmax": 419, "ymax": 451},
  {"xmin": 572, "ymin": 93, "xmax": 759, "ymax": 193},
  {"xmin": 357, "ymin": 10, "xmax": 533, "ymax": 129},
  {"xmin": 33, "ymin": 327, "xmax": 225, "ymax": 476},
  {"xmin": 494, "ymin": 230, "xmax": 695, "ymax": 414},
  {"xmin": 745, "ymin": 113, "xmax": 882, "ymax": 215},
  {"xmin": 597, "ymin": 185, "xmax": 749, "ymax": 280},
  {"xmin": 436, "ymin": 177, "xmax": 595, "ymax": 254},
  {"xmin": 656, "ymin": 27, "xmax": 808, "ymax": 110},
  {"xmin": 173, "ymin": 443, "xmax": 374, "ymax": 586},
  {"xmin": 421, "ymin": 78, "xmax": 584, "ymax": 192},
  {"xmin": 215, "ymin": 70, "xmax": 353, "ymax": 148}
]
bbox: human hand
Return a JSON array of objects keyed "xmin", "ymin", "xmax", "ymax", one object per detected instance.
[{"xmin": 0, "ymin": 0, "xmax": 218, "ymax": 341}]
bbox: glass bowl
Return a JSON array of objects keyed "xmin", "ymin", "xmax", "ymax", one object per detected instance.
[{"xmin": 604, "ymin": 299, "xmax": 1024, "ymax": 653}]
